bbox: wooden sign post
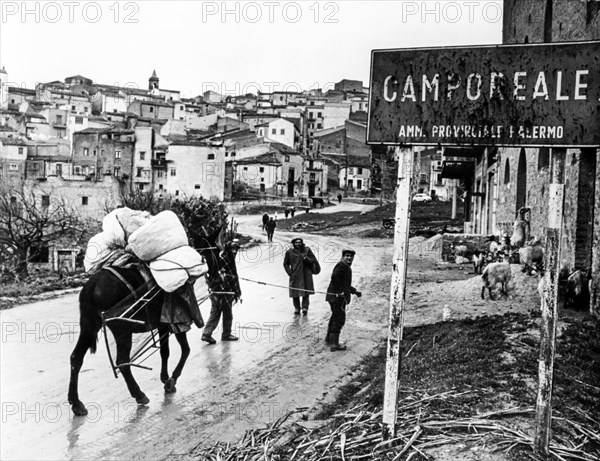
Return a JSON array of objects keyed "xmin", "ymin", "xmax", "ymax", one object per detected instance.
[
  {"xmin": 382, "ymin": 146, "xmax": 413, "ymax": 438},
  {"xmin": 534, "ymin": 149, "xmax": 565, "ymax": 455}
]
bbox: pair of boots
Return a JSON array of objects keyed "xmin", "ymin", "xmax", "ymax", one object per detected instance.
[{"xmin": 325, "ymin": 332, "xmax": 347, "ymax": 351}]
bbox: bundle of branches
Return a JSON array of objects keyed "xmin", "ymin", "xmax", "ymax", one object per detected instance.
[
  {"xmin": 188, "ymin": 389, "xmax": 600, "ymax": 461},
  {"xmin": 118, "ymin": 189, "xmax": 234, "ymax": 246}
]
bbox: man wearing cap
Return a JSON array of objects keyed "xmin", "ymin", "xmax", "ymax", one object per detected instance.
[
  {"xmin": 283, "ymin": 238, "xmax": 320, "ymax": 315},
  {"xmin": 325, "ymin": 249, "xmax": 361, "ymax": 351}
]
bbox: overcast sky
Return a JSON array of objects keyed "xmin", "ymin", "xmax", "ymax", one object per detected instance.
[{"xmin": 1, "ymin": 1, "xmax": 503, "ymax": 97}]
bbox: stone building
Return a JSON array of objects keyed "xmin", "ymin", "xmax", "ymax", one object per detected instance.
[{"xmin": 464, "ymin": 0, "xmax": 600, "ymax": 314}]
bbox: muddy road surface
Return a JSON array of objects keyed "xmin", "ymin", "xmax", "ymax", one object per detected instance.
[{"xmin": 1, "ymin": 204, "xmax": 395, "ymax": 460}]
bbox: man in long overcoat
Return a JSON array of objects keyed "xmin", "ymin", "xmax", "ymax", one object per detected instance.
[
  {"xmin": 325, "ymin": 249, "xmax": 361, "ymax": 351},
  {"xmin": 283, "ymin": 237, "xmax": 320, "ymax": 315}
]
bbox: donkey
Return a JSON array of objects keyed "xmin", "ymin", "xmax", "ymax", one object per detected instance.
[{"xmin": 67, "ymin": 265, "xmax": 195, "ymax": 416}]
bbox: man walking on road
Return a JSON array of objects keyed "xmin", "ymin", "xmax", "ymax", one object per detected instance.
[
  {"xmin": 202, "ymin": 241, "xmax": 242, "ymax": 344},
  {"xmin": 337, "ymin": 193, "xmax": 342, "ymax": 204},
  {"xmin": 262, "ymin": 213, "xmax": 269, "ymax": 232},
  {"xmin": 283, "ymin": 238, "xmax": 320, "ymax": 315},
  {"xmin": 265, "ymin": 217, "xmax": 276, "ymax": 242},
  {"xmin": 325, "ymin": 249, "xmax": 361, "ymax": 351}
]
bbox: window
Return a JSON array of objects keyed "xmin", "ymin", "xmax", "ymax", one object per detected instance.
[
  {"xmin": 140, "ymin": 151, "xmax": 146, "ymax": 160},
  {"xmin": 207, "ymin": 153, "xmax": 215, "ymax": 160},
  {"xmin": 82, "ymin": 196, "xmax": 89, "ymax": 206},
  {"xmin": 158, "ymin": 184, "xmax": 164, "ymax": 190},
  {"xmin": 504, "ymin": 159, "xmax": 510, "ymax": 184},
  {"xmin": 83, "ymin": 148, "xmax": 89, "ymax": 156},
  {"xmin": 538, "ymin": 147, "xmax": 549, "ymax": 171},
  {"xmin": 10, "ymin": 99, "xmax": 15, "ymax": 104},
  {"xmin": 41, "ymin": 195, "xmax": 50, "ymax": 207},
  {"xmin": 357, "ymin": 167, "xmax": 363, "ymax": 175},
  {"xmin": 8, "ymin": 163, "xmax": 18, "ymax": 171},
  {"xmin": 259, "ymin": 167, "xmax": 264, "ymax": 173},
  {"xmin": 357, "ymin": 179, "xmax": 363, "ymax": 189},
  {"xmin": 309, "ymin": 112, "xmax": 314, "ymax": 118},
  {"xmin": 56, "ymin": 115, "xmax": 63, "ymax": 124},
  {"xmin": 317, "ymin": 123, "xmax": 322, "ymax": 129},
  {"xmin": 260, "ymin": 184, "xmax": 265, "ymax": 192},
  {"xmin": 114, "ymin": 166, "xmax": 121, "ymax": 177},
  {"xmin": 29, "ymin": 243, "xmax": 49, "ymax": 263},
  {"xmin": 75, "ymin": 117, "xmax": 83, "ymax": 124},
  {"xmin": 271, "ymin": 128, "xmax": 277, "ymax": 135},
  {"xmin": 280, "ymin": 129, "xmax": 285, "ymax": 135},
  {"xmin": 138, "ymin": 184, "xmax": 145, "ymax": 191},
  {"xmin": 137, "ymin": 167, "xmax": 143, "ymax": 177},
  {"xmin": 18, "ymin": 147, "xmax": 24, "ymax": 155},
  {"xmin": 84, "ymin": 107, "xmax": 88, "ymax": 113},
  {"xmin": 71, "ymin": 105, "xmax": 76, "ymax": 111},
  {"xmin": 149, "ymin": 106, "xmax": 154, "ymax": 113},
  {"xmin": 175, "ymin": 190, "xmax": 179, "ymax": 196},
  {"xmin": 170, "ymin": 168, "xmax": 177, "ymax": 176},
  {"xmin": 285, "ymin": 155, "xmax": 290, "ymax": 162},
  {"xmin": 115, "ymin": 150, "xmax": 121, "ymax": 159},
  {"xmin": 74, "ymin": 166, "xmax": 81, "ymax": 175},
  {"xmin": 92, "ymin": 149, "xmax": 97, "ymax": 156},
  {"xmin": 317, "ymin": 112, "xmax": 322, "ymax": 118},
  {"xmin": 195, "ymin": 184, "xmax": 201, "ymax": 189},
  {"xmin": 157, "ymin": 170, "xmax": 164, "ymax": 178}
]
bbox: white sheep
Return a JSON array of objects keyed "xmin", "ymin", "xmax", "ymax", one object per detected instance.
[
  {"xmin": 510, "ymin": 207, "xmax": 531, "ymax": 248},
  {"xmin": 481, "ymin": 262, "xmax": 512, "ymax": 300},
  {"xmin": 472, "ymin": 250, "xmax": 485, "ymax": 274},
  {"xmin": 518, "ymin": 239, "xmax": 544, "ymax": 275}
]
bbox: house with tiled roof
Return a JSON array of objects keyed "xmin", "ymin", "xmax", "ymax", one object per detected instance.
[{"xmin": 0, "ymin": 134, "xmax": 29, "ymax": 180}]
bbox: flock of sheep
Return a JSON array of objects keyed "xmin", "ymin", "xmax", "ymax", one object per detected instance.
[{"xmin": 453, "ymin": 207, "xmax": 592, "ymax": 309}]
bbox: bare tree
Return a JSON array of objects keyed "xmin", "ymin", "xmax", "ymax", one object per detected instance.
[{"xmin": 0, "ymin": 180, "xmax": 86, "ymax": 276}]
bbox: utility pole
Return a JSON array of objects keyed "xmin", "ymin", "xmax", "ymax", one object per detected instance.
[{"xmin": 343, "ymin": 129, "xmax": 348, "ymax": 196}]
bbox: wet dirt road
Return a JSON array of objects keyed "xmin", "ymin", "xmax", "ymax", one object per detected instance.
[{"xmin": 1, "ymin": 203, "xmax": 393, "ymax": 460}]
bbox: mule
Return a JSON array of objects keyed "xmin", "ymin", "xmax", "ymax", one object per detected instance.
[{"xmin": 67, "ymin": 266, "xmax": 192, "ymax": 417}]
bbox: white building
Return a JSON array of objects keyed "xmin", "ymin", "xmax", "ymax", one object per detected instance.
[
  {"xmin": 323, "ymin": 102, "xmax": 351, "ymax": 130},
  {"xmin": 256, "ymin": 118, "xmax": 295, "ymax": 149}
]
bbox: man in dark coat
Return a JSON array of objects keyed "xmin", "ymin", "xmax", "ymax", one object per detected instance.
[
  {"xmin": 325, "ymin": 249, "xmax": 361, "ymax": 351},
  {"xmin": 265, "ymin": 217, "xmax": 276, "ymax": 242},
  {"xmin": 283, "ymin": 237, "xmax": 320, "ymax": 315},
  {"xmin": 202, "ymin": 241, "xmax": 242, "ymax": 344},
  {"xmin": 262, "ymin": 213, "xmax": 269, "ymax": 231}
]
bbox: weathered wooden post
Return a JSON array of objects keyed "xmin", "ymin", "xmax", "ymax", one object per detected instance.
[
  {"xmin": 382, "ymin": 146, "xmax": 413, "ymax": 438},
  {"xmin": 534, "ymin": 148, "xmax": 565, "ymax": 455}
]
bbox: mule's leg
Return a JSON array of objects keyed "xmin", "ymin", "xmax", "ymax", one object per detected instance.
[
  {"xmin": 114, "ymin": 333, "xmax": 149, "ymax": 405},
  {"xmin": 158, "ymin": 326, "xmax": 170, "ymax": 384},
  {"xmin": 68, "ymin": 315, "xmax": 101, "ymax": 416},
  {"xmin": 164, "ymin": 332, "xmax": 191, "ymax": 394}
]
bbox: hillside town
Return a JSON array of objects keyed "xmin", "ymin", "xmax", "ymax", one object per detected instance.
[{"xmin": 0, "ymin": 70, "xmax": 379, "ymax": 206}]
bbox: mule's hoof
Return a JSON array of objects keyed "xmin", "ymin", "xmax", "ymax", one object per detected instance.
[
  {"xmin": 71, "ymin": 402, "xmax": 88, "ymax": 416},
  {"xmin": 164, "ymin": 378, "xmax": 177, "ymax": 394},
  {"xmin": 136, "ymin": 393, "xmax": 150, "ymax": 405}
]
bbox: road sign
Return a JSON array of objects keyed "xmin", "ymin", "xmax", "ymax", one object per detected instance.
[{"xmin": 367, "ymin": 41, "xmax": 600, "ymax": 147}]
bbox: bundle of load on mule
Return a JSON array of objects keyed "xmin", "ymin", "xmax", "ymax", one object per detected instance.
[{"xmin": 84, "ymin": 207, "xmax": 208, "ymax": 332}]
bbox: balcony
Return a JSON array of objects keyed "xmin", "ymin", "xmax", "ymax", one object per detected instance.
[{"xmin": 151, "ymin": 159, "xmax": 168, "ymax": 168}]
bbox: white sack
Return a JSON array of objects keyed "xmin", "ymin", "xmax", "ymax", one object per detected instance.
[
  {"xmin": 115, "ymin": 207, "xmax": 152, "ymax": 240},
  {"xmin": 83, "ymin": 232, "xmax": 133, "ymax": 274},
  {"xmin": 149, "ymin": 246, "xmax": 208, "ymax": 292},
  {"xmin": 102, "ymin": 207, "xmax": 153, "ymax": 247},
  {"xmin": 128, "ymin": 210, "xmax": 188, "ymax": 261}
]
